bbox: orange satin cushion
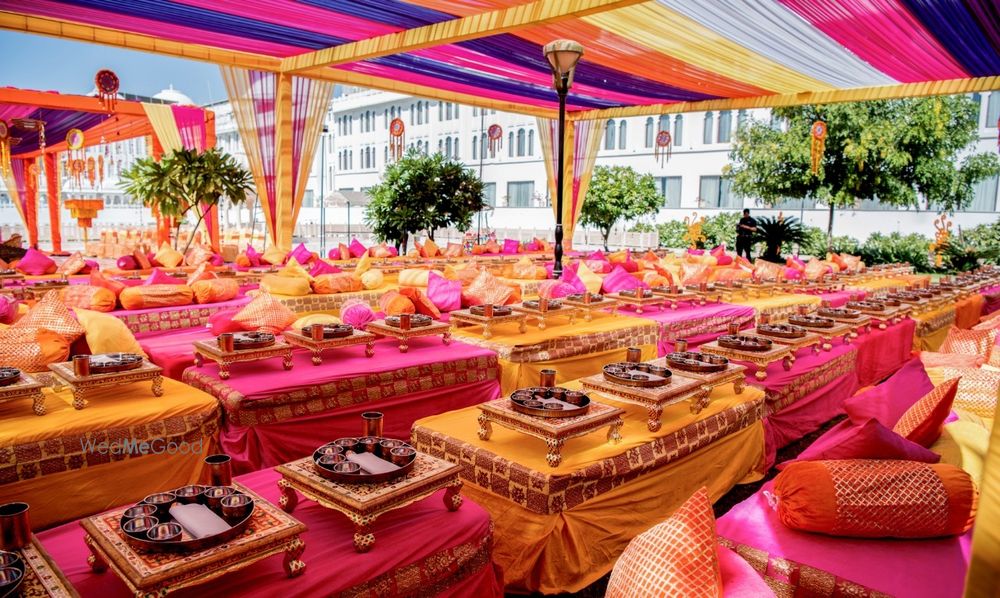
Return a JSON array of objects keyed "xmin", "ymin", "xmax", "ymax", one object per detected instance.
[
  {"xmin": 504, "ymin": 258, "xmax": 547, "ymax": 280},
  {"xmin": 774, "ymin": 460, "xmax": 977, "ymax": 538},
  {"xmin": 680, "ymin": 262, "xmax": 711, "ymax": 285},
  {"xmin": 444, "ymin": 264, "xmax": 479, "ymax": 286},
  {"xmin": 133, "ymin": 248, "xmax": 152, "ymax": 270},
  {"xmin": 0, "ymin": 327, "xmax": 69, "ymax": 372},
  {"xmin": 420, "ymin": 238, "xmax": 441, "ymax": 257},
  {"xmin": 710, "ymin": 267, "xmax": 751, "ymax": 284},
  {"xmin": 233, "ymin": 292, "xmax": 295, "ymax": 334},
  {"xmin": 443, "ymin": 243, "xmax": 464, "ymax": 258},
  {"xmin": 311, "ymin": 273, "xmax": 362, "ymax": 295},
  {"xmin": 191, "ymin": 278, "xmax": 240, "ymax": 304},
  {"xmin": 753, "ymin": 258, "xmax": 786, "ymax": 281},
  {"xmin": 338, "ymin": 243, "xmax": 351, "ymax": 261},
  {"xmin": 466, "ymin": 270, "xmax": 513, "ymax": 306},
  {"xmin": 11, "ymin": 291, "xmax": 85, "ymax": 343},
  {"xmin": 119, "ymin": 284, "xmax": 195, "ymax": 310},
  {"xmin": 59, "ymin": 285, "xmax": 116, "ymax": 313},
  {"xmin": 186, "ymin": 263, "xmax": 216, "ymax": 286},
  {"xmin": 399, "ymin": 287, "xmax": 441, "ymax": 319},
  {"xmin": 606, "ymin": 488, "xmax": 722, "ymax": 598},
  {"xmin": 893, "ymin": 378, "xmax": 959, "ymax": 447},
  {"xmin": 56, "ymin": 252, "xmax": 86, "ymax": 276},
  {"xmin": 235, "ymin": 255, "xmax": 252, "ymax": 268},
  {"xmin": 89, "ymin": 270, "xmax": 126, "ymax": 298},
  {"xmin": 378, "ymin": 291, "xmax": 416, "ymax": 315}
]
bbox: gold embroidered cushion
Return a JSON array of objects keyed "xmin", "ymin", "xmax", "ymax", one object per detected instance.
[
  {"xmin": 773, "ymin": 460, "xmax": 977, "ymax": 538},
  {"xmin": 466, "ymin": 270, "xmax": 513, "ymax": 306},
  {"xmin": 73, "ymin": 308, "xmax": 146, "ymax": 357},
  {"xmin": 939, "ymin": 327, "xmax": 998, "ymax": 358},
  {"xmin": 59, "ymin": 285, "xmax": 116, "ymax": 313},
  {"xmin": 118, "ymin": 284, "xmax": 195, "ymax": 310},
  {"xmin": 606, "ymin": 488, "xmax": 722, "ymax": 598},
  {"xmin": 0, "ymin": 327, "xmax": 70, "ymax": 372},
  {"xmin": 56, "ymin": 251, "xmax": 86, "ymax": 275},
  {"xmin": 153, "ymin": 243, "xmax": 184, "ymax": 269},
  {"xmin": 232, "ymin": 292, "xmax": 295, "ymax": 334},
  {"xmin": 11, "ymin": 291, "xmax": 85, "ymax": 343},
  {"xmin": 259, "ymin": 274, "xmax": 311, "ymax": 297},
  {"xmin": 893, "ymin": 378, "xmax": 960, "ymax": 447}
]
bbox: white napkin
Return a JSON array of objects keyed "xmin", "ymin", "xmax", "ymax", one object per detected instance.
[
  {"xmin": 168, "ymin": 503, "xmax": 231, "ymax": 539},
  {"xmin": 540, "ymin": 398, "xmax": 582, "ymax": 411},
  {"xmin": 346, "ymin": 451, "xmax": 399, "ymax": 475}
]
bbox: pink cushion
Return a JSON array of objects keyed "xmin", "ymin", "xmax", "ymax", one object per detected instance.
[
  {"xmin": 560, "ymin": 263, "xmax": 587, "ymax": 294},
  {"xmin": 780, "ymin": 418, "xmax": 939, "ymax": 469},
  {"xmin": 116, "ymin": 255, "xmax": 138, "ymax": 271},
  {"xmin": 327, "ymin": 248, "xmax": 340, "ymax": 260},
  {"xmin": 144, "ymin": 268, "xmax": 185, "ymax": 286},
  {"xmin": 502, "ymin": 239, "xmax": 520, "ymax": 254},
  {"xmin": 621, "ymin": 251, "xmax": 639, "ymax": 273},
  {"xmin": 341, "ymin": 299, "xmax": 375, "ymax": 330},
  {"xmin": 207, "ymin": 308, "xmax": 245, "ymax": 334},
  {"xmin": 784, "ymin": 267, "xmax": 802, "ymax": 280},
  {"xmin": 80, "ymin": 259, "xmax": 99, "ymax": 274},
  {"xmin": 246, "ymin": 245, "xmax": 262, "ymax": 267},
  {"xmin": 524, "ymin": 240, "xmax": 541, "ymax": 252},
  {"xmin": 289, "ymin": 243, "xmax": 313, "ymax": 265},
  {"xmin": 588, "ymin": 250, "xmax": 605, "ymax": 261},
  {"xmin": 309, "ymin": 260, "xmax": 342, "ymax": 277},
  {"xmin": 0, "ymin": 295, "xmax": 18, "ymax": 325},
  {"xmin": 601, "ymin": 266, "xmax": 647, "ymax": 294},
  {"xmin": 687, "ymin": 248, "xmax": 705, "ymax": 256},
  {"xmin": 718, "ymin": 545, "xmax": 774, "ymax": 598},
  {"xmin": 349, "ymin": 239, "xmax": 367, "ymax": 258},
  {"xmin": 146, "ymin": 252, "xmax": 161, "ymax": 268},
  {"xmin": 17, "ymin": 248, "xmax": 57, "ymax": 275},
  {"xmin": 710, "ymin": 244, "xmax": 726, "ymax": 256},
  {"xmin": 585, "ymin": 259, "xmax": 612, "ymax": 274},
  {"xmin": 386, "ymin": 246, "xmax": 399, "ymax": 257},
  {"xmin": 538, "ymin": 280, "xmax": 576, "ymax": 299},
  {"xmin": 426, "ymin": 272, "xmax": 461, "ymax": 312},
  {"xmin": 844, "ymin": 358, "xmax": 934, "ymax": 428},
  {"xmin": 209, "ymin": 253, "xmax": 225, "ymax": 267},
  {"xmin": 715, "ymin": 254, "xmax": 733, "ymax": 266}
]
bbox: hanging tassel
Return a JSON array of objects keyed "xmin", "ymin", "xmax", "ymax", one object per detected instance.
[
  {"xmin": 389, "ymin": 118, "xmax": 405, "ymax": 161},
  {"xmin": 810, "ymin": 120, "xmax": 826, "ymax": 176},
  {"xmin": 654, "ymin": 130, "xmax": 672, "ymax": 166},
  {"xmin": 98, "ymin": 154, "xmax": 104, "ymax": 187},
  {"xmin": 86, "ymin": 156, "xmax": 96, "ymax": 187},
  {"xmin": 0, "ymin": 120, "xmax": 9, "ymax": 177},
  {"xmin": 488, "ymin": 124, "xmax": 503, "ymax": 158},
  {"xmin": 95, "ymin": 69, "xmax": 120, "ymax": 113}
]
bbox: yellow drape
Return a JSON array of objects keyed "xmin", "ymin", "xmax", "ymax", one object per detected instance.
[
  {"xmin": 965, "ymin": 396, "xmax": 1000, "ymax": 596},
  {"xmin": 536, "ymin": 118, "xmax": 604, "ymax": 249},
  {"xmin": 141, "ymin": 103, "xmax": 183, "ymax": 152}
]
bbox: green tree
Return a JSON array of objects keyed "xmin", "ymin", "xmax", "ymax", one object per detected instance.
[
  {"xmin": 580, "ymin": 165, "xmax": 662, "ymax": 250},
  {"xmin": 753, "ymin": 215, "xmax": 806, "ymax": 262},
  {"xmin": 727, "ymin": 96, "xmax": 999, "ymax": 249},
  {"xmin": 365, "ymin": 149, "xmax": 485, "ymax": 252},
  {"xmin": 121, "ymin": 148, "xmax": 253, "ymax": 254}
]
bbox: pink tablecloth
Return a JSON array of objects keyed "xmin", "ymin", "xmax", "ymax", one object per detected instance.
[
  {"xmin": 853, "ymin": 318, "xmax": 916, "ymax": 387},
  {"xmin": 982, "ymin": 285, "xmax": 1000, "ymax": 316},
  {"xmin": 717, "ymin": 482, "xmax": 972, "ymax": 598},
  {"xmin": 815, "ymin": 289, "xmax": 866, "ymax": 307},
  {"xmin": 140, "ymin": 327, "xmax": 214, "ymax": 379},
  {"xmin": 112, "ymin": 296, "xmax": 251, "ymax": 337},
  {"xmin": 625, "ymin": 302, "xmax": 756, "ymax": 355},
  {"xmin": 36, "ymin": 468, "xmax": 502, "ymax": 598},
  {"xmin": 182, "ymin": 338, "xmax": 502, "ymax": 472}
]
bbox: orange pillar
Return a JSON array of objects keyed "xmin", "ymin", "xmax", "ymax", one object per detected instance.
[
  {"xmin": 203, "ymin": 110, "xmax": 220, "ymax": 253},
  {"xmin": 20, "ymin": 158, "xmax": 39, "ymax": 248},
  {"xmin": 274, "ymin": 73, "xmax": 295, "ymax": 252},
  {"xmin": 44, "ymin": 153, "xmax": 62, "ymax": 253}
]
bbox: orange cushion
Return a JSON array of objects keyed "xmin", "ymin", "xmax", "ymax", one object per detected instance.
[
  {"xmin": 774, "ymin": 459, "xmax": 977, "ymax": 538},
  {"xmin": 443, "ymin": 243, "xmax": 464, "ymax": 258},
  {"xmin": 133, "ymin": 248, "xmax": 151, "ymax": 270},
  {"xmin": 186, "ymin": 262, "xmax": 216, "ymax": 286},
  {"xmin": 939, "ymin": 327, "xmax": 997, "ymax": 358},
  {"xmin": 59, "ymin": 285, "xmax": 116, "ymax": 313},
  {"xmin": 399, "ymin": 287, "xmax": 441, "ymax": 319},
  {"xmin": 466, "ymin": 270, "xmax": 513, "ymax": 306},
  {"xmin": 378, "ymin": 291, "xmax": 416, "ymax": 315},
  {"xmin": 0, "ymin": 327, "xmax": 69, "ymax": 372},
  {"xmin": 89, "ymin": 270, "xmax": 125, "ymax": 298},
  {"xmin": 311, "ymin": 273, "xmax": 362, "ymax": 295},
  {"xmin": 11, "ymin": 291, "xmax": 85, "ymax": 343},
  {"xmin": 753, "ymin": 258, "xmax": 786, "ymax": 281},
  {"xmin": 191, "ymin": 278, "xmax": 239, "ymax": 304},
  {"xmin": 606, "ymin": 488, "xmax": 722, "ymax": 598},
  {"xmin": 186, "ymin": 244, "xmax": 214, "ymax": 267},
  {"xmin": 119, "ymin": 285, "xmax": 195, "ymax": 310},
  {"xmin": 233, "ymin": 292, "xmax": 295, "ymax": 334},
  {"xmin": 235, "ymin": 255, "xmax": 252, "ymax": 268},
  {"xmin": 680, "ymin": 262, "xmax": 711, "ymax": 285},
  {"xmin": 56, "ymin": 252, "xmax": 86, "ymax": 276},
  {"xmin": 338, "ymin": 243, "xmax": 351, "ymax": 261},
  {"xmin": 420, "ymin": 238, "xmax": 441, "ymax": 257},
  {"xmin": 893, "ymin": 378, "xmax": 959, "ymax": 447}
]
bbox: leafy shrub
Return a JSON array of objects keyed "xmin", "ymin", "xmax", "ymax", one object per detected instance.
[
  {"xmin": 960, "ymin": 218, "xmax": 1000, "ymax": 265},
  {"xmin": 701, "ymin": 212, "xmax": 741, "ymax": 248},
  {"xmin": 754, "ymin": 216, "xmax": 806, "ymax": 262},
  {"xmin": 630, "ymin": 220, "xmax": 688, "ymax": 248},
  {"xmin": 857, "ymin": 232, "xmax": 932, "ymax": 272}
]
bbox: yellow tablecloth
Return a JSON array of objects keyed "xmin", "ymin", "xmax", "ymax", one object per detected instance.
[
  {"xmin": 851, "ymin": 277, "xmax": 913, "ymax": 292},
  {"xmin": 733, "ymin": 292, "xmax": 820, "ymax": 320},
  {"xmin": 412, "ymin": 382, "xmax": 765, "ymax": 593},
  {"xmin": 450, "ymin": 312, "xmax": 659, "ymax": 393},
  {"xmin": 0, "ymin": 377, "xmax": 220, "ymax": 530},
  {"xmin": 913, "ymin": 303, "xmax": 957, "ymax": 351}
]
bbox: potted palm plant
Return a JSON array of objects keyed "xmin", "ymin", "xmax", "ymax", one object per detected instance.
[{"xmin": 753, "ymin": 215, "xmax": 806, "ymax": 263}]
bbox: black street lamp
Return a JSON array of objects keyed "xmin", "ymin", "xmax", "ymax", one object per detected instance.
[{"xmin": 543, "ymin": 39, "xmax": 583, "ymax": 279}]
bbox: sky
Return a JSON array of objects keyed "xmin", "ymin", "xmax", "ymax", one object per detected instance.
[{"xmin": 0, "ymin": 31, "xmax": 225, "ymax": 105}]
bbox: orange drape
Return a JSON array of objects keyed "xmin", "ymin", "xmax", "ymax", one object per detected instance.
[
  {"xmin": 21, "ymin": 158, "xmax": 39, "ymax": 248},
  {"xmin": 148, "ymin": 135, "xmax": 172, "ymax": 247},
  {"xmin": 202, "ymin": 111, "xmax": 220, "ymax": 253},
  {"xmin": 44, "ymin": 153, "xmax": 62, "ymax": 253}
]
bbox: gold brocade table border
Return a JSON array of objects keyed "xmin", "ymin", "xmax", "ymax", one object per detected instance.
[
  {"xmin": 182, "ymin": 354, "xmax": 500, "ymax": 427},
  {"xmin": 412, "ymin": 394, "xmax": 764, "ymax": 515},
  {"xmin": 763, "ymin": 348, "xmax": 858, "ymax": 416},
  {"xmin": 113, "ymin": 302, "xmax": 246, "ymax": 335},
  {"xmin": 659, "ymin": 311, "xmax": 757, "ymax": 342},
  {"xmin": 913, "ymin": 304, "xmax": 957, "ymax": 347},
  {"xmin": 16, "ymin": 537, "xmax": 79, "ymax": 597},
  {"xmin": 247, "ymin": 288, "xmax": 390, "ymax": 313}
]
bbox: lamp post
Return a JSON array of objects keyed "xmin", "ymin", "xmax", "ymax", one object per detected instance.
[
  {"xmin": 319, "ymin": 125, "xmax": 329, "ymax": 254},
  {"xmin": 543, "ymin": 40, "xmax": 583, "ymax": 279}
]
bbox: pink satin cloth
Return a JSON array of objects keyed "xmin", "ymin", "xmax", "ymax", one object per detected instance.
[
  {"xmin": 627, "ymin": 302, "xmax": 756, "ymax": 355},
  {"xmin": 852, "ymin": 318, "xmax": 916, "ymax": 387},
  {"xmin": 140, "ymin": 328, "xmax": 214, "ymax": 379},
  {"xmin": 815, "ymin": 289, "xmax": 866, "ymax": 307},
  {"xmin": 717, "ymin": 481, "xmax": 973, "ymax": 598},
  {"xmin": 182, "ymin": 338, "xmax": 501, "ymax": 472},
  {"xmin": 115, "ymin": 296, "xmax": 251, "ymax": 338},
  {"xmin": 35, "ymin": 468, "xmax": 502, "ymax": 598},
  {"xmin": 982, "ymin": 285, "xmax": 1000, "ymax": 315},
  {"xmin": 718, "ymin": 545, "xmax": 777, "ymax": 597}
]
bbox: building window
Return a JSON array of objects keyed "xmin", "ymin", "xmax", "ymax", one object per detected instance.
[
  {"xmin": 438, "ymin": 102, "xmax": 443, "ymax": 121},
  {"xmin": 717, "ymin": 111, "xmax": 732, "ymax": 143},
  {"xmin": 409, "ymin": 104, "xmax": 414, "ymax": 125},
  {"xmin": 472, "ymin": 136, "xmax": 478, "ymax": 160},
  {"xmin": 737, "ymin": 109, "xmax": 747, "ymax": 133},
  {"xmin": 438, "ymin": 139, "xmax": 443, "ymax": 154},
  {"xmin": 453, "ymin": 137, "xmax": 460, "ymax": 159},
  {"xmin": 655, "ymin": 176, "xmax": 682, "ymax": 208},
  {"xmin": 673, "ymin": 115, "xmax": 683, "ymax": 146},
  {"xmin": 528, "ymin": 130, "xmax": 534, "ymax": 156},
  {"xmin": 618, "ymin": 121, "xmax": 627, "ymax": 150},
  {"xmin": 483, "ymin": 182, "xmax": 496, "ymax": 207},
  {"xmin": 605, "ymin": 119, "xmax": 615, "ymax": 150},
  {"xmin": 507, "ymin": 181, "xmax": 535, "ymax": 207},
  {"xmin": 987, "ymin": 92, "xmax": 1000, "ymax": 126},
  {"xmin": 481, "ymin": 132, "xmax": 488, "ymax": 158},
  {"xmin": 517, "ymin": 128, "xmax": 525, "ymax": 157},
  {"xmin": 446, "ymin": 103, "xmax": 452, "ymax": 120},
  {"xmin": 445, "ymin": 137, "xmax": 452, "ymax": 158},
  {"xmin": 645, "ymin": 118, "xmax": 654, "ymax": 148},
  {"xmin": 699, "ymin": 175, "xmax": 736, "ymax": 208},
  {"xmin": 968, "ymin": 175, "xmax": 999, "ymax": 211},
  {"xmin": 508, "ymin": 132, "xmax": 514, "ymax": 157},
  {"xmin": 703, "ymin": 112, "xmax": 714, "ymax": 144},
  {"xmin": 384, "ymin": 146, "xmax": 388, "ymax": 163}
]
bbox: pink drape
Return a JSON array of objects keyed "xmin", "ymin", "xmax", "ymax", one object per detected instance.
[
  {"xmin": 171, "ymin": 105, "xmax": 207, "ymax": 152},
  {"xmin": 0, "ymin": 105, "xmax": 37, "ymax": 122}
]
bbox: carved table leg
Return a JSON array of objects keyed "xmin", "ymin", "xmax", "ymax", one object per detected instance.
[
  {"xmin": 398, "ymin": 340, "xmax": 409, "ymax": 353},
  {"xmin": 32, "ymin": 391, "xmax": 45, "ymax": 416},
  {"xmin": 788, "ymin": 352, "xmax": 797, "ymax": 364},
  {"xmin": 151, "ymin": 375, "xmax": 164, "ymax": 397},
  {"xmin": 193, "ymin": 352, "xmax": 203, "ymax": 368},
  {"xmin": 568, "ymin": 312, "xmax": 576, "ymax": 325},
  {"xmin": 843, "ymin": 333, "xmax": 852, "ymax": 345},
  {"xmin": 733, "ymin": 378, "xmax": 745, "ymax": 394},
  {"xmin": 690, "ymin": 387, "xmax": 711, "ymax": 414},
  {"xmin": 670, "ymin": 300, "xmax": 678, "ymax": 310},
  {"xmin": 822, "ymin": 340, "xmax": 832, "ymax": 351},
  {"xmin": 218, "ymin": 361, "xmax": 231, "ymax": 380},
  {"xmin": 518, "ymin": 318, "xmax": 527, "ymax": 333},
  {"xmin": 353, "ymin": 516, "xmax": 377, "ymax": 553},
  {"xmin": 283, "ymin": 536, "xmax": 306, "ymax": 577},
  {"xmin": 85, "ymin": 535, "xmax": 108, "ymax": 573},
  {"xmin": 607, "ymin": 417, "xmax": 623, "ymax": 444},
  {"xmin": 477, "ymin": 413, "xmax": 493, "ymax": 441},
  {"xmin": 365, "ymin": 340, "xmax": 375, "ymax": 358},
  {"xmin": 283, "ymin": 351, "xmax": 294, "ymax": 370},
  {"xmin": 482, "ymin": 322, "xmax": 492, "ymax": 339},
  {"xmin": 635, "ymin": 305, "xmax": 644, "ymax": 315},
  {"xmin": 545, "ymin": 438, "xmax": 565, "ymax": 467},
  {"xmin": 537, "ymin": 316, "xmax": 546, "ymax": 330},
  {"xmin": 646, "ymin": 405, "xmax": 663, "ymax": 432},
  {"xmin": 72, "ymin": 387, "xmax": 86, "ymax": 410},
  {"xmin": 782, "ymin": 356, "xmax": 793, "ymax": 371},
  {"xmin": 442, "ymin": 330, "xmax": 452, "ymax": 345},
  {"xmin": 444, "ymin": 480, "xmax": 464, "ymax": 512},
  {"xmin": 277, "ymin": 478, "xmax": 299, "ymax": 513},
  {"xmin": 754, "ymin": 364, "xmax": 768, "ymax": 381},
  {"xmin": 583, "ymin": 310, "xmax": 593, "ymax": 322},
  {"xmin": 813, "ymin": 343, "xmax": 821, "ymax": 355},
  {"xmin": 311, "ymin": 350, "xmax": 322, "ymax": 366}
]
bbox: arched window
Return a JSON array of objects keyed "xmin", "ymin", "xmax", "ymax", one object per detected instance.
[
  {"xmin": 605, "ymin": 119, "xmax": 615, "ymax": 150},
  {"xmin": 438, "ymin": 102, "xmax": 443, "ymax": 121},
  {"xmin": 438, "ymin": 139, "xmax": 443, "ymax": 154},
  {"xmin": 528, "ymin": 130, "xmax": 534, "ymax": 156},
  {"xmin": 445, "ymin": 137, "xmax": 452, "ymax": 157},
  {"xmin": 472, "ymin": 136, "xmax": 478, "ymax": 160},
  {"xmin": 481, "ymin": 132, "xmax": 488, "ymax": 157},
  {"xmin": 409, "ymin": 104, "xmax": 414, "ymax": 125},
  {"xmin": 517, "ymin": 128, "xmax": 525, "ymax": 156},
  {"xmin": 645, "ymin": 118, "xmax": 654, "ymax": 148},
  {"xmin": 508, "ymin": 132, "xmax": 514, "ymax": 157},
  {"xmin": 618, "ymin": 121, "xmax": 627, "ymax": 150},
  {"xmin": 717, "ymin": 110, "xmax": 732, "ymax": 143},
  {"xmin": 736, "ymin": 109, "xmax": 747, "ymax": 134},
  {"xmin": 383, "ymin": 109, "xmax": 388, "ymax": 128},
  {"xmin": 446, "ymin": 103, "xmax": 452, "ymax": 120},
  {"xmin": 658, "ymin": 115, "xmax": 669, "ymax": 134},
  {"xmin": 673, "ymin": 115, "xmax": 683, "ymax": 146},
  {"xmin": 453, "ymin": 137, "xmax": 460, "ymax": 159},
  {"xmin": 703, "ymin": 112, "xmax": 714, "ymax": 144}
]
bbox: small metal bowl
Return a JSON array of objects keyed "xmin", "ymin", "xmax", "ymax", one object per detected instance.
[
  {"xmin": 203, "ymin": 486, "xmax": 235, "ymax": 509},
  {"xmin": 123, "ymin": 516, "xmax": 159, "ymax": 535},
  {"xmin": 0, "ymin": 567, "xmax": 22, "ymax": 589},
  {"xmin": 124, "ymin": 504, "xmax": 157, "ymax": 519},
  {"xmin": 389, "ymin": 446, "xmax": 416, "ymax": 466},
  {"xmin": 174, "ymin": 485, "xmax": 206, "ymax": 504},
  {"xmin": 332, "ymin": 461, "xmax": 361, "ymax": 475},
  {"xmin": 220, "ymin": 494, "xmax": 254, "ymax": 521},
  {"xmin": 147, "ymin": 522, "xmax": 183, "ymax": 542},
  {"xmin": 379, "ymin": 439, "xmax": 404, "ymax": 452},
  {"xmin": 542, "ymin": 402, "xmax": 564, "ymax": 411},
  {"xmin": 520, "ymin": 399, "xmax": 544, "ymax": 409},
  {"xmin": 564, "ymin": 391, "xmax": 586, "ymax": 405},
  {"xmin": 318, "ymin": 444, "xmax": 344, "ymax": 456},
  {"xmin": 143, "ymin": 492, "xmax": 176, "ymax": 518},
  {"xmin": 358, "ymin": 437, "xmax": 380, "ymax": 453},
  {"xmin": 334, "ymin": 437, "xmax": 360, "ymax": 452},
  {"xmin": 318, "ymin": 453, "xmax": 346, "ymax": 466},
  {"xmin": 549, "ymin": 387, "xmax": 567, "ymax": 400},
  {"xmin": 0, "ymin": 551, "xmax": 20, "ymax": 568}
]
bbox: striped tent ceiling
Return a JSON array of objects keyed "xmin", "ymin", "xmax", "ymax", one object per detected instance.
[{"xmin": 3, "ymin": 0, "xmax": 999, "ymax": 118}]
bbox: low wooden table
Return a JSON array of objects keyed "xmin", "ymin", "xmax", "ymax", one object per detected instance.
[
  {"xmin": 744, "ymin": 328, "xmax": 823, "ymax": 364},
  {"xmin": 687, "ymin": 287, "xmax": 725, "ymax": 304},
  {"xmin": 449, "ymin": 308, "xmax": 527, "ymax": 338},
  {"xmin": 819, "ymin": 313, "xmax": 872, "ymax": 338},
  {"xmin": 477, "ymin": 398, "xmax": 624, "ymax": 468},
  {"xmin": 581, "ymin": 370, "xmax": 710, "ymax": 429},
  {"xmin": 698, "ymin": 341, "xmax": 793, "ymax": 381},
  {"xmin": 648, "ymin": 288, "xmax": 705, "ymax": 309},
  {"xmin": 276, "ymin": 453, "xmax": 463, "ymax": 553},
  {"xmin": 48, "ymin": 360, "xmax": 163, "ymax": 410},
  {"xmin": 606, "ymin": 292, "xmax": 666, "ymax": 315},
  {"xmin": 790, "ymin": 321, "xmax": 854, "ymax": 351},
  {"xmin": 0, "ymin": 272, "xmax": 25, "ymax": 287},
  {"xmin": 0, "ymin": 371, "xmax": 46, "ymax": 415},
  {"xmin": 82, "ymin": 484, "xmax": 307, "ymax": 597},
  {"xmin": 7, "ymin": 536, "xmax": 79, "ymax": 597},
  {"xmin": 26, "ymin": 282, "xmax": 70, "ymax": 298},
  {"xmin": 510, "ymin": 303, "xmax": 579, "ymax": 329},
  {"xmin": 561, "ymin": 296, "xmax": 618, "ymax": 321},
  {"xmin": 365, "ymin": 319, "xmax": 452, "ymax": 353},
  {"xmin": 851, "ymin": 305, "xmax": 907, "ymax": 329},
  {"xmin": 193, "ymin": 339, "xmax": 294, "ymax": 379},
  {"xmin": 282, "ymin": 328, "xmax": 376, "ymax": 365}
]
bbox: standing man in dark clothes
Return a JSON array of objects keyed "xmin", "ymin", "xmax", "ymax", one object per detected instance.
[{"xmin": 735, "ymin": 208, "xmax": 756, "ymax": 260}]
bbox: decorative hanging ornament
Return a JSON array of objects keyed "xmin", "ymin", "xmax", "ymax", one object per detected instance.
[
  {"xmin": 11, "ymin": 118, "xmax": 45, "ymax": 153},
  {"xmin": 930, "ymin": 213, "xmax": 952, "ymax": 268},
  {"xmin": 66, "ymin": 128, "xmax": 84, "ymax": 151},
  {"xmin": 86, "ymin": 156, "xmax": 96, "ymax": 188},
  {"xmin": 487, "ymin": 124, "xmax": 503, "ymax": 158},
  {"xmin": 388, "ymin": 118, "xmax": 405, "ymax": 161},
  {"xmin": 72, "ymin": 159, "xmax": 86, "ymax": 189},
  {"xmin": 0, "ymin": 120, "xmax": 9, "ymax": 177},
  {"xmin": 682, "ymin": 212, "xmax": 706, "ymax": 249},
  {"xmin": 810, "ymin": 120, "xmax": 827, "ymax": 176},
  {"xmin": 97, "ymin": 154, "xmax": 104, "ymax": 187},
  {"xmin": 654, "ymin": 129, "xmax": 672, "ymax": 166},
  {"xmin": 95, "ymin": 69, "xmax": 120, "ymax": 112}
]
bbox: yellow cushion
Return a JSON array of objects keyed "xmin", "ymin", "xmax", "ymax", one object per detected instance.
[
  {"xmin": 292, "ymin": 314, "xmax": 342, "ymax": 329},
  {"xmin": 360, "ymin": 270, "xmax": 384, "ymax": 290},
  {"xmin": 575, "ymin": 261, "xmax": 603, "ymax": 294},
  {"xmin": 421, "ymin": 238, "xmax": 440, "ymax": 257},
  {"xmin": 355, "ymin": 252, "xmax": 373, "ymax": 276},
  {"xmin": 119, "ymin": 285, "xmax": 195, "ymax": 310},
  {"xmin": 399, "ymin": 269, "xmax": 441, "ymax": 287},
  {"xmin": 278, "ymin": 257, "xmax": 312, "ymax": 280},
  {"xmin": 72, "ymin": 308, "xmax": 146, "ymax": 357},
  {"xmin": 153, "ymin": 243, "xmax": 184, "ymax": 269},
  {"xmin": 262, "ymin": 245, "xmax": 287, "ymax": 266},
  {"xmin": 932, "ymin": 419, "xmax": 990, "ymax": 486},
  {"xmin": 260, "ymin": 274, "xmax": 311, "ymax": 296}
]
